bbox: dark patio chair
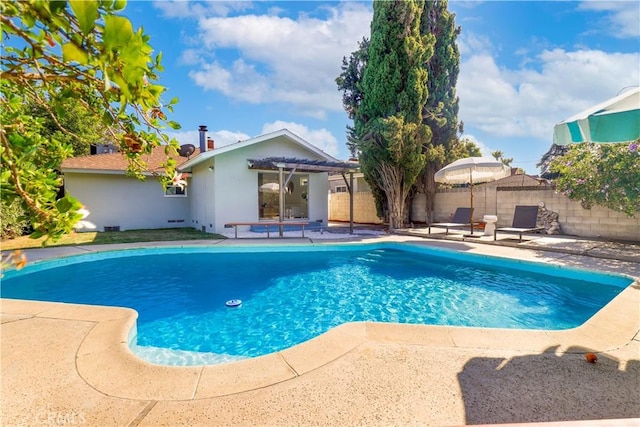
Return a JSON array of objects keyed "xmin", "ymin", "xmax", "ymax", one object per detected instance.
[
  {"xmin": 428, "ymin": 207, "xmax": 475, "ymax": 235},
  {"xmin": 494, "ymin": 205, "xmax": 545, "ymax": 242}
]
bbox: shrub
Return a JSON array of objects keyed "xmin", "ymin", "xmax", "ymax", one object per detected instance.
[{"xmin": 1, "ymin": 199, "xmax": 31, "ymax": 240}]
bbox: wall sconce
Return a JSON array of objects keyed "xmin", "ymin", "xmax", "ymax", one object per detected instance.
[{"xmin": 208, "ymin": 166, "xmax": 214, "ymax": 172}]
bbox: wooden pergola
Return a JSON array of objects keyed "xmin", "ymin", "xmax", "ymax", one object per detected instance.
[{"xmin": 247, "ymin": 157, "xmax": 360, "ymax": 235}]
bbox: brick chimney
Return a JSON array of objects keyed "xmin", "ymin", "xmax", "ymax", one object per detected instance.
[{"xmin": 207, "ymin": 137, "xmax": 215, "ymax": 150}]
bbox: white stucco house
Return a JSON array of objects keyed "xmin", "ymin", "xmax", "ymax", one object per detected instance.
[{"xmin": 61, "ymin": 128, "xmax": 359, "ymax": 234}]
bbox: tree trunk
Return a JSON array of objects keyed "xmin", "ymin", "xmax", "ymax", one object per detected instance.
[
  {"xmin": 424, "ymin": 162, "xmax": 438, "ymax": 224},
  {"xmin": 378, "ymin": 162, "xmax": 410, "ymax": 231}
]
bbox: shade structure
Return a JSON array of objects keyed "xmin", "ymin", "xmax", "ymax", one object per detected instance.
[
  {"xmin": 434, "ymin": 157, "xmax": 511, "ymax": 235},
  {"xmin": 553, "ymin": 87, "xmax": 640, "ymax": 145}
]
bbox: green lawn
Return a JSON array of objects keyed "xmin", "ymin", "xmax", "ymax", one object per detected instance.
[{"xmin": 1, "ymin": 228, "xmax": 226, "ymax": 251}]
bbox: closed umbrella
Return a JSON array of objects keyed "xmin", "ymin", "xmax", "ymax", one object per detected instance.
[
  {"xmin": 553, "ymin": 87, "xmax": 640, "ymax": 145},
  {"xmin": 435, "ymin": 157, "xmax": 511, "ymax": 235}
]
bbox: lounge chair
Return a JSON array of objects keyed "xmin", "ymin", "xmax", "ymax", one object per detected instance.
[
  {"xmin": 428, "ymin": 207, "xmax": 475, "ymax": 235},
  {"xmin": 494, "ymin": 205, "xmax": 545, "ymax": 242}
]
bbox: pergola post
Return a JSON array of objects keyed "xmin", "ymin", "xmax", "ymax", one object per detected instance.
[
  {"xmin": 349, "ymin": 171, "xmax": 354, "ymax": 234},
  {"xmin": 278, "ymin": 165, "xmax": 284, "ymax": 237}
]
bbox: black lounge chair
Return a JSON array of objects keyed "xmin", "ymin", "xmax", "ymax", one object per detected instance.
[
  {"xmin": 494, "ymin": 205, "xmax": 545, "ymax": 242},
  {"xmin": 428, "ymin": 207, "xmax": 475, "ymax": 235}
]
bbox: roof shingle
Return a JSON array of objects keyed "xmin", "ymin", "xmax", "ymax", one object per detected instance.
[{"xmin": 61, "ymin": 146, "xmax": 200, "ymax": 172}]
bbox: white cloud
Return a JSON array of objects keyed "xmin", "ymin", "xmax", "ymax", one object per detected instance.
[
  {"xmin": 165, "ymin": 129, "xmax": 250, "ymax": 149},
  {"xmin": 460, "ymin": 134, "xmax": 493, "ymax": 157},
  {"xmin": 153, "ymin": 1, "xmax": 254, "ymax": 19},
  {"xmin": 184, "ymin": 3, "xmax": 372, "ymax": 117},
  {"xmin": 261, "ymin": 121, "xmax": 340, "ymax": 157},
  {"xmin": 458, "ymin": 32, "xmax": 494, "ymax": 57},
  {"xmin": 210, "ymin": 129, "xmax": 252, "ymax": 148},
  {"xmin": 457, "ymin": 47, "xmax": 640, "ymax": 142},
  {"xmin": 578, "ymin": 1, "xmax": 640, "ymax": 38},
  {"xmin": 165, "ymin": 129, "xmax": 200, "ymax": 147}
]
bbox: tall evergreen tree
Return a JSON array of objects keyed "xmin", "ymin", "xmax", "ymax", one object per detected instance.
[
  {"xmin": 356, "ymin": 0, "xmax": 435, "ymax": 230},
  {"xmin": 417, "ymin": 0, "xmax": 462, "ymax": 223},
  {"xmin": 336, "ymin": 37, "xmax": 369, "ymax": 158}
]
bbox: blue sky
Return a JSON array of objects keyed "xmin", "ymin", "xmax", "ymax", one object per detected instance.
[{"xmin": 124, "ymin": 1, "xmax": 640, "ymax": 173}]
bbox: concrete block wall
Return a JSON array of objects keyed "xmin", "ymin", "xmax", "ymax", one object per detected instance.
[
  {"xmin": 411, "ymin": 188, "xmax": 490, "ymax": 223},
  {"xmin": 332, "ymin": 184, "xmax": 639, "ymax": 242},
  {"xmin": 329, "ymin": 192, "xmax": 383, "ymax": 224},
  {"xmin": 493, "ymin": 188, "xmax": 639, "ymax": 241}
]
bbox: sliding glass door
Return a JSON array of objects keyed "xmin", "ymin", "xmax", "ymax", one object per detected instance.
[{"xmin": 258, "ymin": 172, "xmax": 309, "ymax": 220}]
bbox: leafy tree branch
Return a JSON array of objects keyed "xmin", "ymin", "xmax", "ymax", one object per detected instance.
[{"xmin": 1, "ymin": 0, "xmax": 181, "ymax": 242}]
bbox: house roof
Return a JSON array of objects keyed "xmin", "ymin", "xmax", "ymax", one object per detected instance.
[
  {"xmin": 178, "ymin": 129, "xmax": 340, "ymax": 171},
  {"xmin": 61, "ymin": 146, "xmax": 199, "ymax": 174},
  {"xmin": 61, "ymin": 129, "xmax": 340, "ymax": 175}
]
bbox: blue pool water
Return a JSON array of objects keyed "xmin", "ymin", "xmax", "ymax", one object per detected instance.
[{"xmin": 1, "ymin": 243, "xmax": 631, "ymax": 365}]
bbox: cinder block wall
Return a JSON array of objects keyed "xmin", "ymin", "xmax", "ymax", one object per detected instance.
[
  {"xmin": 332, "ymin": 185, "xmax": 639, "ymax": 241},
  {"xmin": 329, "ymin": 192, "xmax": 383, "ymax": 224},
  {"xmin": 413, "ymin": 186, "xmax": 639, "ymax": 242},
  {"xmin": 493, "ymin": 187, "xmax": 640, "ymax": 241}
]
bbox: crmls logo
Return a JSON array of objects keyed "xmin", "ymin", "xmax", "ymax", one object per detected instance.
[{"xmin": 25, "ymin": 410, "xmax": 87, "ymax": 425}]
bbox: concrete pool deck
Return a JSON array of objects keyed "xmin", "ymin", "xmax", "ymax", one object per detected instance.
[{"xmin": 1, "ymin": 235, "xmax": 639, "ymax": 426}]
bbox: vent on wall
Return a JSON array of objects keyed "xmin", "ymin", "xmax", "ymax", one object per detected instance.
[
  {"xmin": 104, "ymin": 226, "xmax": 120, "ymax": 232},
  {"xmin": 167, "ymin": 219, "xmax": 185, "ymax": 223}
]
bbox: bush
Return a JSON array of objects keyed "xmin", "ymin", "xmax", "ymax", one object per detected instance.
[
  {"xmin": 1, "ymin": 200, "xmax": 31, "ymax": 240},
  {"xmin": 550, "ymin": 140, "xmax": 640, "ymax": 217}
]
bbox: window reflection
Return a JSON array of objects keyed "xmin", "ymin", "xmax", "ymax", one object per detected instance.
[{"xmin": 258, "ymin": 172, "xmax": 309, "ymax": 220}]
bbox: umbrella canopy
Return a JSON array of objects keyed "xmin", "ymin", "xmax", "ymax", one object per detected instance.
[
  {"xmin": 259, "ymin": 182, "xmax": 280, "ymax": 193},
  {"xmin": 435, "ymin": 157, "xmax": 511, "ymax": 235},
  {"xmin": 553, "ymin": 87, "xmax": 640, "ymax": 145},
  {"xmin": 434, "ymin": 157, "xmax": 511, "ymax": 185}
]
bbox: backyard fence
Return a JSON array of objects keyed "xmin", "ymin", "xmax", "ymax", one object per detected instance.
[{"xmin": 330, "ymin": 183, "xmax": 640, "ymax": 242}]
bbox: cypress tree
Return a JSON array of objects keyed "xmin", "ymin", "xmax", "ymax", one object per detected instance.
[
  {"xmin": 418, "ymin": 0, "xmax": 462, "ymax": 223},
  {"xmin": 336, "ymin": 37, "xmax": 369, "ymax": 158},
  {"xmin": 355, "ymin": 0, "xmax": 435, "ymax": 231}
]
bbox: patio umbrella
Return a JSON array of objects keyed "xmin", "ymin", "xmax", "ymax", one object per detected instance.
[
  {"xmin": 553, "ymin": 87, "xmax": 640, "ymax": 145},
  {"xmin": 434, "ymin": 157, "xmax": 511, "ymax": 235},
  {"xmin": 259, "ymin": 182, "xmax": 280, "ymax": 193}
]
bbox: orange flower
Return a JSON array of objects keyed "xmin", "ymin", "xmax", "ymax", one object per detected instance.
[{"xmin": 10, "ymin": 250, "xmax": 27, "ymax": 270}]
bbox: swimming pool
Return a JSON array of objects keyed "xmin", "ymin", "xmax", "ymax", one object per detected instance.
[{"xmin": 1, "ymin": 243, "xmax": 632, "ymax": 365}]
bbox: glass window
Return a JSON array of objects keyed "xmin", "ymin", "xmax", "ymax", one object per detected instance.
[
  {"xmin": 165, "ymin": 186, "xmax": 186, "ymax": 197},
  {"xmin": 258, "ymin": 172, "xmax": 309, "ymax": 220}
]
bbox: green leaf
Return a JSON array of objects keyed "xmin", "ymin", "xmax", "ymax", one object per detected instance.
[
  {"xmin": 167, "ymin": 121, "xmax": 181, "ymax": 130},
  {"xmin": 103, "ymin": 15, "xmax": 133, "ymax": 49},
  {"xmin": 50, "ymin": 0, "xmax": 67, "ymax": 14},
  {"xmin": 30, "ymin": 229, "xmax": 44, "ymax": 240},
  {"xmin": 113, "ymin": 0, "xmax": 127, "ymax": 11},
  {"xmin": 56, "ymin": 198, "xmax": 72, "ymax": 213},
  {"xmin": 69, "ymin": 0, "xmax": 99, "ymax": 36},
  {"xmin": 62, "ymin": 43, "xmax": 88, "ymax": 64}
]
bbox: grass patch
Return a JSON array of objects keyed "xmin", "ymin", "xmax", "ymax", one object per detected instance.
[{"xmin": 0, "ymin": 228, "xmax": 226, "ymax": 251}]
